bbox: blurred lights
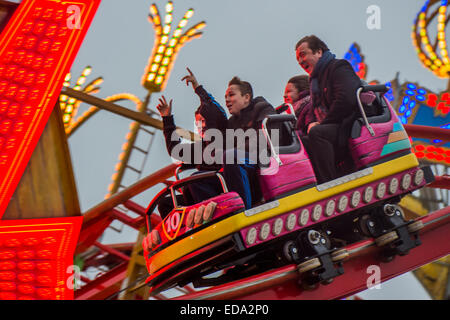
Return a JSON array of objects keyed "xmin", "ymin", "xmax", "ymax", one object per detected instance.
[{"xmin": 142, "ymin": 2, "xmax": 206, "ymax": 92}]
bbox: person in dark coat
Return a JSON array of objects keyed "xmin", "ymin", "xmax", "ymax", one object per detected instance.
[
  {"xmin": 282, "ymin": 75, "xmax": 316, "ymax": 136},
  {"xmin": 182, "ymin": 69, "xmax": 276, "ymax": 209},
  {"xmin": 295, "ymin": 35, "xmax": 361, "ymax": 183}
]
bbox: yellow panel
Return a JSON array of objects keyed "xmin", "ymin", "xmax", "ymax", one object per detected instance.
[{"xmin": 149, "ymin": 153, "xmax": 420, "ymax": 274}]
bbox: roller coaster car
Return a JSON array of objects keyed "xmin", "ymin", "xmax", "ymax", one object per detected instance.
[{"xmin": 143, "ymin": 85, "xmax": 434, "ymax": 294}]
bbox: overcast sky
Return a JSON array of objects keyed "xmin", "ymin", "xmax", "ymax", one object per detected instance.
[{"xmin": 67, "ymin": 0, "xmax": 441, "ymax": 299}]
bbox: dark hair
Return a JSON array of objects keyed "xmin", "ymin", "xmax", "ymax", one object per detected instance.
[
  {"xmin": 228, "ymin": 76, "xmax": 253, "ymax": 100},
  {"xmin": 295, "ymin": 35, "xmax": 329, "ymax": 54},
  {"xmin": 288, "ymin": 75, "xmax": 310, "ymax": 93}
]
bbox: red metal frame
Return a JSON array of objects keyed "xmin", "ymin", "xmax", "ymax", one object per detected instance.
[{"xmin": 174, "ymin": 207, "xmax": 450, "ymax": 300}]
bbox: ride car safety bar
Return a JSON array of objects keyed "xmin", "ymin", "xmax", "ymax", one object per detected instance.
[
  {"xmin": 170, "ymin": 171, "xmax": 229, "ymax": 208},
  {"xmin": 356, "ymin": 84, "xmax": 389, "ymax": 137},
  {"xmin": 262, "ymin": 114, "xmax": 297, "ymax": 166}
]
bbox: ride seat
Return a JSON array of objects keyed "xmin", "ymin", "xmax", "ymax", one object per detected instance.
[
  {"xmin": 259, "ymin": 114, "xmax": 317, "ymax": 200},
  {"xmin": 349, "ymin": 85, "xmax": 411, "ymax": 169}
]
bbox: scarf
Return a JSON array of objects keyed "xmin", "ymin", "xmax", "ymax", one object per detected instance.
[{"xmin": 309, "ymin": 50, "xmax": 336, "ymax": 122}]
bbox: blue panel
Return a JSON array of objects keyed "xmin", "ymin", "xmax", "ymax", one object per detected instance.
[
  {"xmin": 412, "ymin": 104, "xmax": 450, "ymax": 148},
  {"xmin": 380, "ymin": 139, "xmax": 412, "ymax": 156},
  {"xmin": 392, "ymin": 122, "xmax": 404, "ymax": 132}
]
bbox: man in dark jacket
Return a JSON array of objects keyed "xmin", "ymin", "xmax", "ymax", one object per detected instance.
[
  {"xmin": 295, "ymin": 35, "xmax": 361, "ymax": 183},
  {"xmin": 182, "ymin": 69, "xmax": 276, "ymax": 209}
]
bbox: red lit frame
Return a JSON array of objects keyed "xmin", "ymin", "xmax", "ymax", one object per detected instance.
[
  {"xmin": 0, "ymin": 216, "xmax": 83, "ymax": 300},
  {"xmin": 0, "ymin": 0, "xmax": 100, "ymax": 218}
]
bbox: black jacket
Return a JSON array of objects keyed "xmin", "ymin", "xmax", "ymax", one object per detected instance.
[
  {"xmin": 312, "ymin": 58, "xmax": 361, "ymax": 146},
  {"xmin": 226, "ymin": 96, "xmax": 276, "ymax": 160}
]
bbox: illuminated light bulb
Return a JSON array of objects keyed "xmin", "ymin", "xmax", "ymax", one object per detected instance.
[
  {"xmin": 159, "ymin": 66, "xmax": 167, "ymax": 74},
  {"xmin": 82, "ymin": 66, "xmax": 92, "ymax": 77},
  {"xmin": 63, "ymin": 114, "xmax": 71, "ymax": 123},
  {"xmin": 163, "ymin": 25, "xmax": 171, "ymax": 35},
  {"xmin": 153, "ymin": 15, "xmax": 161, "ymax": 26},
  {"xmin": 150, "ymin": 63, "xmax": 159, "ymax": 72},
  {"xmin": 60, "ymin": 95, "xmax": 68, "ymax": 102},
  {"xmin": 14, "ymin": 121, "xmax": 24, "ymax": 133},
  {"xmin": 165, "ymin": 47, "xmax": 174, "ymax": 56},
  {"xmin": 66, "ymin": 105, "xmax": 74, "ymax": 113},
  {"xmin": 122, "ymin": 142, "xmax": 129, "ymax": 151},
  {"xmin": 37, "ymin": 288, "xmax": 52, "ymax": 299},
  {"xmin": 179, "ymin": 19, "xmax": 188, "ymax": 28},
  {"xmin": 77, "ymin": 77, "xmax": 86, "ymax": 86},
  {"xmin": 0, "ymin": 261, "xmax": 16, "ymax": 270},
  {"xmin": 0, "ymin": 292, "xmax": 16, "ymax": 300},
  {"xmin": 435, "ymin": 59, "xmax": 443, "ymax": 66},
  {"xmin": 169, "ymin": 38, "xmax": 177, "ymax": 47},
  {"xmin": 45, "ymin": 24, "xmax": 58, "ymax": 37},
  {"xmin": 186, "ymin": 29, "xmax": 196, "ymax": 36},
  {"xmin": 0, "ymin": 250, "xmax": 16, "ymax": 260},
  {"xmin": 18, "ymin": 284, "xmax": 35, "ymax": 295},
  {"xmin": 161, "ymin": 35, "xmax": 169, "ymax": 44},
  {"xmin": 173, "ymin": 28, "xmax": 182, "ymax": 38},
  {"xmin": 439, "ymin": 6, "xmax": 447, "ymax": 13},
  {"xmin": 196, "ymin": 22, "xmax": 206, "ymax": 30},
  {"xmin": 155, "ymin": 75, "xmax": 164, "ymax": 85},
  {"xmin": 17, "ymin": 250, "xmax": 35, "ymax": 260},
  {"xmin": 150, "ymin": 4, "xmax": 158, "ymax": 16},
  {"xmin": 17, "ymin": 262, "xmax": 35, "ymax": 271},
  {"xmin": 165, "ymin": 14, "xmax": 172, "ymax": 24},
  {"xmin": 180, "ymin": 35, "xmax": 188, "ymax": 44},
  {"xmin": 185, "ymin": 9, "xmax": 194, "ymax": 19},
  {"xmin": 157, "ymin": 45, "xmax": 165, "ymax": 54},
  {"xmin": 0, "ymin": 271, "xmax": 16, "ymax": 281},
  {"xmin": 162, "ymin": 57, "xmax": 170, "ymax": 66},
  {"xmin": 42, "ymin": 236, "xmax": 56, "ymax": 245},
  {"xmin": 0, "ymin": 282, "xmax": 16, "ymax": 291},
  {"xmin": 4, "ymin": 238, "xmax": 20, "ymax": 247},
  {"xmin": 147, "ymin": 73, "xmax": 156, "ymax": 81},
  {"xmin": 37, "ymin": 275, "xmax": 52, "ymax": 285},
  {"xmin": 166, "ymin": 1, "xmax": 173, "ymax": 13}
]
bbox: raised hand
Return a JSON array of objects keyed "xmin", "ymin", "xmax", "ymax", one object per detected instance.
[
  {"xmin": 181, "ymin": 67, "xmax": 199, "ymax": 90},
  {"xmin": 156, "ymin": 95, "xmax": 173, "ymax": 117}
]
